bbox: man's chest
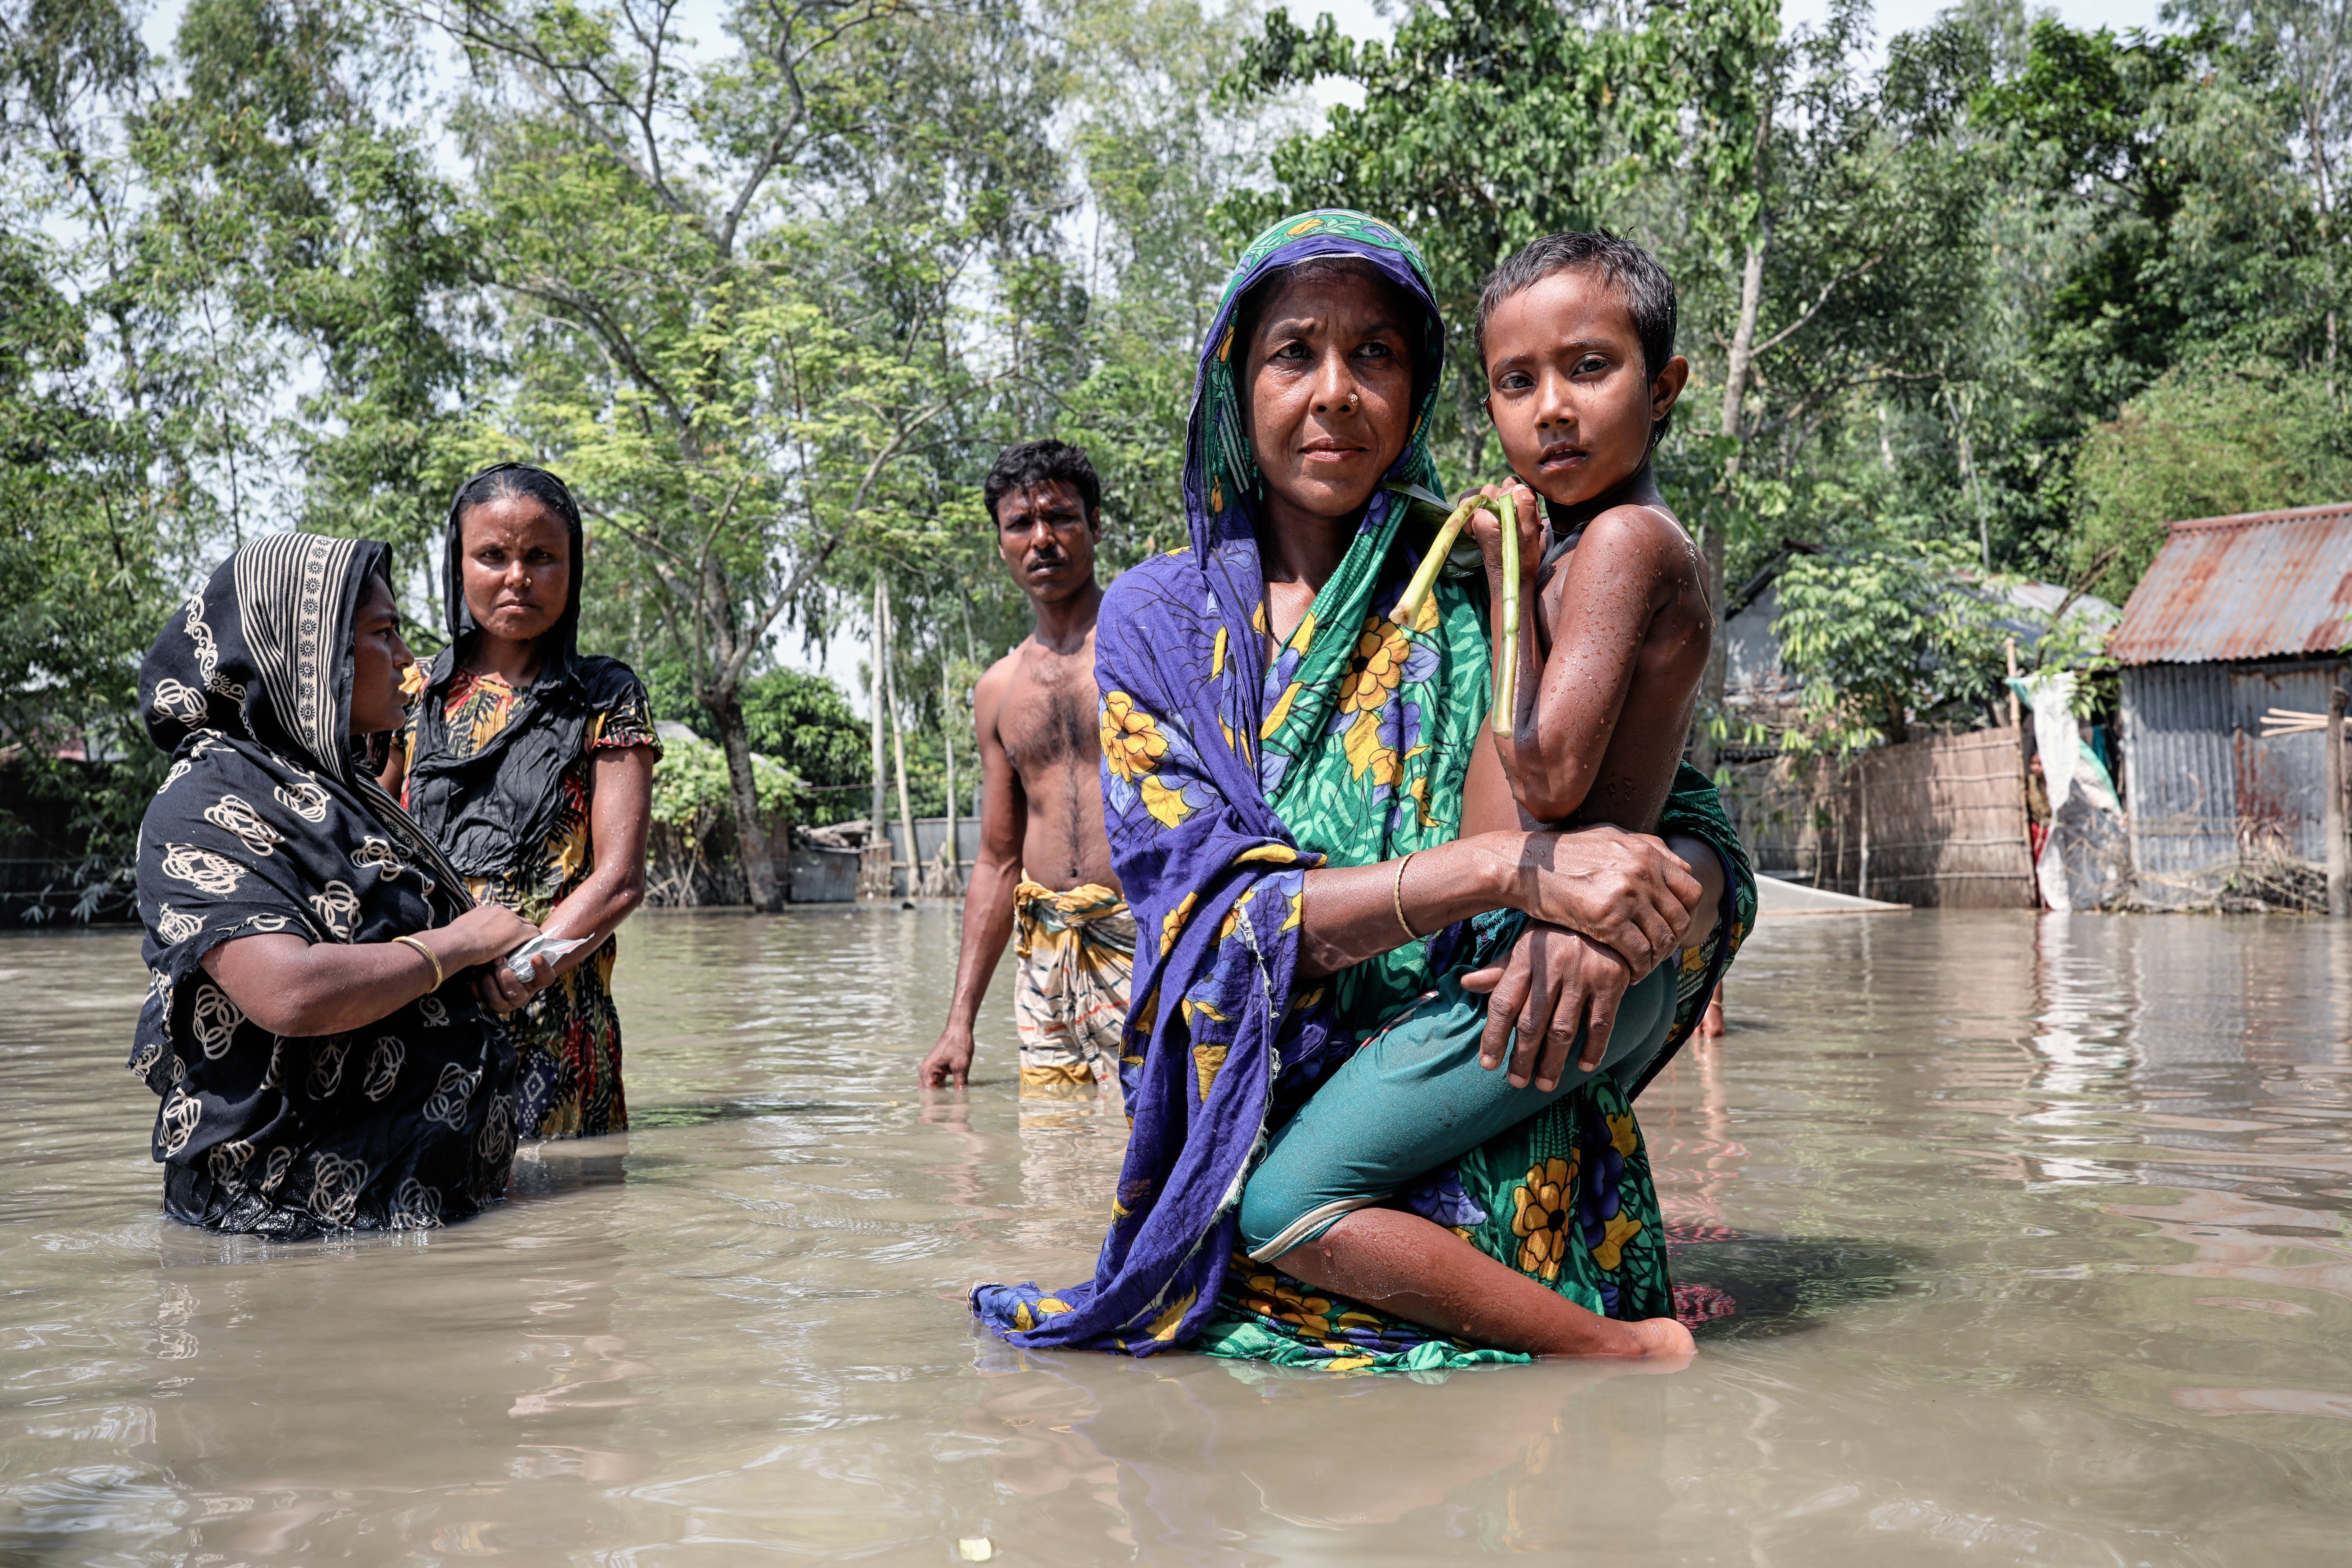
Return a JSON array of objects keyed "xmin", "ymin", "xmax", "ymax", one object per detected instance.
[{"xmin": 998, "ymin": 652, "xmax": 1098, "ymax": 773}]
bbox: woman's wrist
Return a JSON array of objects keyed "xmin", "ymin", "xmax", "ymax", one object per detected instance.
[
  {"xmin": 1460, "ymin": 832, "xmax": 1510, "ymax": 914},
  {"xmin": 392, "ymin": 934, "xmax": 446, "ymax": 990},
  {"xmin": 1433, "ymin": 831, "xmax": 1535, "ymax": 920},
  {"xmin": 428, "ymin": 919, "xmax": 489, "ymax": 969}
]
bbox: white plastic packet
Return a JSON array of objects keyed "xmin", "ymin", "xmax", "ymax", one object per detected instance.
[{"xmin": 505, "ymin": 933, "xmax": 586, "ymax": 981}]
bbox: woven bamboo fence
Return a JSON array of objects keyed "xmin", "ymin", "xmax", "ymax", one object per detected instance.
[{"xmin": 1723, "ymin": 725, "xmax": 2036, "ymax": 909}]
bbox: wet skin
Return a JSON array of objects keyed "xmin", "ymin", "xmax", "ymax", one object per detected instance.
[
  {"xmin": 1462, "ymin": 264, "xmax": 1709, "ymax": 838},
  {"xmin": 1456, "ymin": 263, "xmax": 1720, "ymax": 1083},
  {"xmin": 918, "ymin": 479, "xmax": 1120, "ymax": 1089},
  {"xmin": 1239, "ymin": 268, "xmax": 1706, "ymax": 1093},
  {"xmin": 986, "ymin": 480, "xmax": 1119, "ymax": 893}
]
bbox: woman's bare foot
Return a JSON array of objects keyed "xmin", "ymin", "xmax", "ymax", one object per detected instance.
[{"xmin": 1282, "ymin": 1207, "xmax": 1699, "ymax": 1362}]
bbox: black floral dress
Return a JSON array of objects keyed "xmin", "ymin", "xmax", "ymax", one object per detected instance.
[{"xmin": 399, "ymin": 666, "xmax": 660, "ymax": 1139}]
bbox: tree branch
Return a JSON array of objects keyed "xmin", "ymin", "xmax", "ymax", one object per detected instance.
[{"xmin": 1752, "ymin": 250, "xmax": 1886, "ymax": 359}]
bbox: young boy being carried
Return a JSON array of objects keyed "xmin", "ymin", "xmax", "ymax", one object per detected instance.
[
  {"xmin": 1235, "ymin": 233, "xmax": 1742, "ymax": 1313},
  {"xmin": 1455, "ymin": 229, "xmax": 1726, "ymax": 1095}
]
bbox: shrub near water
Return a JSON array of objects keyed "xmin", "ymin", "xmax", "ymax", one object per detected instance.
[
  {"xmin": 1773, "ymin": 540, "xmax": 2013, "ymax": 751},
  {"xmin": 2069, "ymin": 366, "xmax": 2352, "ymax": 607},
  {"xmin": 647, "ymin": 733, "xmax": 798, "ymax": 906},
  {"xmin": 646, "ymin": 666, "xmax": 872, "ymax": 827}
]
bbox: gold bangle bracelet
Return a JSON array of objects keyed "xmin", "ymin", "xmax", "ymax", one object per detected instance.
[
  {"xmin": 1392, "ymin": 849, "xmax": 1420, "ymax": 943},
  {"xmin": 394, "ymin": 934, "xmax": 444, "ymax": 991}
]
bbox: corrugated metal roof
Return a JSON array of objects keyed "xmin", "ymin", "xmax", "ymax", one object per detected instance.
[{"xmin": 2109, "ymin": 503, "xmax": 2352, "ymax": 666}]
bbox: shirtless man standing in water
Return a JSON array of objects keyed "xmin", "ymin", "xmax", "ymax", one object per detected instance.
[{"xmin": 918, "ymin": 441, "xmax": 1133, "ymax": 1094}]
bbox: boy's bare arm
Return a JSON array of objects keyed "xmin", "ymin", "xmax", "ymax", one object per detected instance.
[
  {"xmin": 1471, "ymin": 487, "xmax": 1707, "ymax": 829},
  {"xmin": 919, "ymin": 658, "xmax": 1027, "ymax": 1089}
]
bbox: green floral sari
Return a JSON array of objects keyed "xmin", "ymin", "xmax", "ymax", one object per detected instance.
[{"xmin": 971, "ymin": 209, "xmax": 1754, "ymax": 1369}]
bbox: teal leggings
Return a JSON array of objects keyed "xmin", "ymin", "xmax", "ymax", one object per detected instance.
[{"xmin": 1236, "ymin": 941, "xmax": 1677, "ymax": 1261}]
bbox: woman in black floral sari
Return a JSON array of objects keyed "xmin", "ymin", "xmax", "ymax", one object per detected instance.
[
  {"xmin": 131, "ymin": 533, "xmax": 547, "ymax": 1236},
  {"xmin": 384, "ymin": 464, "xmax": 658, "ymax": 1141}
]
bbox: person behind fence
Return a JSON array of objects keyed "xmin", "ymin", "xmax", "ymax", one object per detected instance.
[
  {"xmin": 970, "ymin": 210, "xmax": 1752, "ymax": 1370},
  {"xmin": 383, "ymin": 463, "xmax": 660, "ymax": 1142},
  {"xmin": 918, "ymin": 441, "xmax": 1135, "ymax": 1098},
  {"xmin": 129, "ymin": 533, "xmax": 551, "ymax": 1237}
]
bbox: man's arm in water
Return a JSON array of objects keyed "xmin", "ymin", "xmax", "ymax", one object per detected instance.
[{"xmin": 919, "ymin": 657, "xmax": 1026, "ymax": 1089}]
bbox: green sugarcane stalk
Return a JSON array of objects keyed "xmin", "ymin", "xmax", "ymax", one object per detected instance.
[
  {"xmin": 1388, "ymin": 493, "xmax": 1485, "ymax": 627},
  {"xmin": 1495, "ymin": 494, "xmax": 1519, "ymax": 738},
  {"xmin": 1392, "ymin": 492, "xmax": 1523, "ymax": 733}
]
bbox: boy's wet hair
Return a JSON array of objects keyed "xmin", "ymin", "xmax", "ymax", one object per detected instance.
[
  {"xmin": 983, "ymin": 439, "xmax": 1102, "ymax": 526},
  {"xmin": 1476, "ymin": 232, "xmax": 1679, "ymax": 442}
]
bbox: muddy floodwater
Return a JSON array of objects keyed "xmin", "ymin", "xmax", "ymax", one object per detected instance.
[{"xmin": 6, "ymin": 908, "xmax": 2352, "ymax": 1565}]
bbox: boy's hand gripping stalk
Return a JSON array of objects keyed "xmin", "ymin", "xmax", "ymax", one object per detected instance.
[{"xmin": 1390, "ymin": 492, "xmax": 1520, "ymax": 734}]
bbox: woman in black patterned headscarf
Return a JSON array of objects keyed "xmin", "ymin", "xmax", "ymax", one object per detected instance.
[
  {"xmin": 130, "ymin": 532, "xmax": 547, "ymax": 1237},
  {"xmin": 384, "ymin": 464, "xmax": 658, "ymax": 1142}
]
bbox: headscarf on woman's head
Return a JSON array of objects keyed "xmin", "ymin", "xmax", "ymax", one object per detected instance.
[
  {"xmin": 143, "ymin": 532, "xmax": 399, "ymax": 784},
  {"xmin": 138, "ymin": 531, "xmax": 467, "ymax": 897},
  {"xmin": 1173, "ymin": 211, "xmax": 1478, "ymax": 841},
  {"xmin": 408, "ymin": 461, "xmax": 638, "ymax": 880},
  {"xmin": 131, "ymin": 534, "xmax": 513, "ymax": 1238},
  {"xmin": 1170, "ymin": 211, "xmax": 1488, "ymax": 874},
  {"xmin": 1184, "ymin": 208, "xmax": 1449, "ymax": 561}
]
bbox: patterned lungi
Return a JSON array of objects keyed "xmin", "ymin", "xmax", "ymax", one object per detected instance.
[{"xmin": 1013, "ymin": 879, "xmax": 1135, "ymax": 1096}]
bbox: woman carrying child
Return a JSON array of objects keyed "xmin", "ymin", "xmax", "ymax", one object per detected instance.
[{"xmin": 973, "ymin": 212, "xmax": 1756, "ymax": 1368}]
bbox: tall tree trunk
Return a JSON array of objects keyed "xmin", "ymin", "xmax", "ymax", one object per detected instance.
[
  {"xmin": 869, "ymin": 578, "xmax": 887, "ymax": 837},
  {"xmin": 935, "ymin": 663, "xmax": 962, "ymax": 895},
  {"xmin": 1950, "ymin": 390, "xmax": 1989, "ymax": 569},
  {"xmin": 1695, "ymin": 234, "xmax": 1769, "ymax": 776},
  {"xmin": 712, "ymin": 684, "xmax": 782, "ymax": 912},
  {"xmin": 1721, "ymin": 237, "xmax": 1767, "ymax": 448},
  {"xmin": 885, "ymin": 591, "xmax": 917, "ymax": 902}
]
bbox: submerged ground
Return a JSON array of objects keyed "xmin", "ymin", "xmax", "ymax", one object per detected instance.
[{"xmin": 3, "ymin": 907, "xmax": 2349, "ymax": 1564}]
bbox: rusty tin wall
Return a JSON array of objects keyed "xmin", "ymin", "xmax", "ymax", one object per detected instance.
[{"xmin": 2120, "ymin": 657, "xmax": 2347, "ymax": 906}]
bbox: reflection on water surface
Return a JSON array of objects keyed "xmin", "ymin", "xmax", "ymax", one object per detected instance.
[{"xmin": 3, "ymin": 908, "xmax": 2350, "ymax": 1563}]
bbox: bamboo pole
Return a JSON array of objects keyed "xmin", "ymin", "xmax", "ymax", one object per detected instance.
[
  {"xmin": 934, "ymin": 662, "xmax": 963, "ymax": 896},
  {"xmin": 2329, "ymin": 685, "xmax": 2347, "ymax": 918},
  {"xmin": 885, "ymin": 590, "xmax": 917, "ymax": 902},
  {"xmin": 1835, "ymin": 761, "xmax": 1849, "ymax": 895},
  {"xmin": 1859, "ymin": 751, "xmax": 1872, "ymax": 903},
  {"xmin": 862, "ymin": 578, "xmax": 889, "ymax": 900},
  {"xmin": 2008, "ymin": 637, "xmax": 2037, "ymax": 909},
  {"xmin": 869, "ymin": 579, "xmax": 887, "ymax": 838}
]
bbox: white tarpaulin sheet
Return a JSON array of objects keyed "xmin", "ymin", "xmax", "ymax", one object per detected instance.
[{"xmin": 2018, "ymin": 671, "xmax": 2127, "ymax": 911}]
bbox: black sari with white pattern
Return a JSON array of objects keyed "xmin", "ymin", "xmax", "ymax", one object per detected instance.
[{"xmin": 129, "ymin": 532, "xmax": 518, "ymax": 1237}]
